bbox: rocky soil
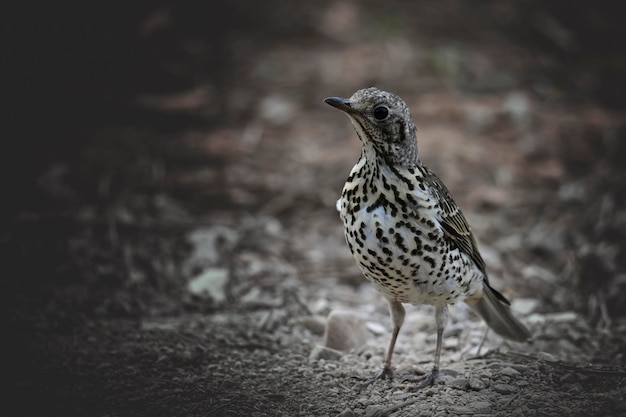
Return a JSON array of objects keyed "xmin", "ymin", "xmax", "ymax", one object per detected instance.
[{"xmin": 4, "ymin": 1, "xmax": 626, "ymax": 416}]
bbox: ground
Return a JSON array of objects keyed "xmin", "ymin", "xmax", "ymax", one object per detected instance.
[{"xmin": 3, "ymin": 1, "xmax": 626, "ymax": 416}]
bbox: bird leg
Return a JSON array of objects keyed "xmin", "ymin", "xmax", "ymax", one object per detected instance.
[
  {"xmin": 360, "ymin": 299, "xmax": 405, "ymax": 388},
  {"xmin": 411, "ymin": 304, "xmax": 448, "ymax": 391}
]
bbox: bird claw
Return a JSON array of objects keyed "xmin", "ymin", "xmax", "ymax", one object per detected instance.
[
  {"xmin": 409, "ymin": 367, "xmax": 439, "ymax": 391},
  {"xmin": 358, "ymin": 365, "xmax": 393, "ymax": 391}
]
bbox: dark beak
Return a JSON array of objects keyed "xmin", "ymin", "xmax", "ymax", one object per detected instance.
[{"xmin": 324, "ymin": 97, "xmax": 358, "ymax": 115}]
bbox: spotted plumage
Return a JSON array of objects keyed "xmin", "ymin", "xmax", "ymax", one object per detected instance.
[{"xmin": 325, "ymin": 87, "xmax": 530, "ymax": 389}]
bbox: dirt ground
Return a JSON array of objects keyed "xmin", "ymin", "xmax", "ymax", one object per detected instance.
[{"xmin": 4, "ymin": 1, "xmax": 626, "ymax": 416}]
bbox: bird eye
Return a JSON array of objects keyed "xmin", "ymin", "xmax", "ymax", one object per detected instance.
[{"xmin": 373, "ymin": 106, "xmax": 389, "ymax": 120}]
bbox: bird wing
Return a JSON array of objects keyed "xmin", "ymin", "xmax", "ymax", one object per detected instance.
[
  {"xmin": 421, "ymin": 166, "xmax": 512, "ymax": 305},
  {"xmin": 421, "ymin": 166, "xmax": 487, "ymax": 274}
]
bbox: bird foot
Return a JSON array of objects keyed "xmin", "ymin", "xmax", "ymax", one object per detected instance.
[
  {"xmin": 358, "ymin": 365, "xmax": 393, "ymax": 391},
  {"xmin": 409, "ymin": 367, "xmax": 439, "ymax": 391}
]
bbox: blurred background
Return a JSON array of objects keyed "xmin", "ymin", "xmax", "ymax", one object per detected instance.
[{"xmin": 3, "ymin": 0, "xmax": 626, "ymax": 415}]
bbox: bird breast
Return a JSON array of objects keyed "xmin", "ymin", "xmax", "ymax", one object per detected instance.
[{"xmin": 339, "ymin": 158, "xmax": 480, "ymax": 305}]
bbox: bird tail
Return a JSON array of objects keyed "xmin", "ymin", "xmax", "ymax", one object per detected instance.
[{"xmin": 467, "ymin": 282, "xmax": 531, "ymax": 342}]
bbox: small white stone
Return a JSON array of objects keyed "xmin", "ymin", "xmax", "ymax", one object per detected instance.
[
  {"xmin": 469, "ymin": 377, "xmax": 486, "ymax": 391},
  {"xmin": 187, "ymin": 268, "xmax": 229, "ymax": 302}
]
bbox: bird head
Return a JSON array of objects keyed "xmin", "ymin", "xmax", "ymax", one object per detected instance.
[{"xmin": 324, "ymin": 87, "xmax": 418, "ymax": 166}]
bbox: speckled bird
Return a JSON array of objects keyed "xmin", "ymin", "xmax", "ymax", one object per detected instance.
[{"xmin": 324, "ymin": 88, "xmax": 530, "ymax": 389}]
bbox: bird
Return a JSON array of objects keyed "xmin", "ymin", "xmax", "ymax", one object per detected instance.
[{"xmin": 324, "ymin": 87, "xmax": 530, "ymax": 390}]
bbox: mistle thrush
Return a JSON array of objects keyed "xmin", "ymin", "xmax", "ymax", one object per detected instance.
[{"xmin": 324, "ymin": 87, "xmax": 530, "ymax": 389}]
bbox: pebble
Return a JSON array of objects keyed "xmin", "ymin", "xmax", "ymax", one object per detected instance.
[
  {"xmin": 537, "ymin": 352, "xmax": 559, "ymax": 363},
  {"xmin": 516, "ymin": 379, "xmax": 530, "ymax": 387},
  {"xmin": 442, "ymin": 368, "xmax": 462, "ymax": 377},
  {"xmin": 356, "ymin": 396, "xmax": 370, "ymax": 406},
  {"xmin": 365, "ymin": 405, "xmax": 386, "ymax": 417},
  {"xmin": 449, "ymin": 405, "xmax": 473, "ymax": 415},
  {"xmin": 511, "ymin": 408, "xmax": 527, "ymax": 417},
  {"xmin": 335, "ymin": 408, "xmax": 355, "ymax": 417},
  {"xmin": 508, "ymin": 364, "xmax": 528, "ymax": 372},
  {"xmin": 443, "ymin": 336, "xmax": 459, "ymax": 348},
  {"xmin": 528, "ymin": 394, "xmax": 545, "ymax": 408},
  {"xmin": 324, "ymin": 310, "xmax": 368, "ymax": 352},
  {"xmin": 186, "ymin": 268, "xmax": 229, "ymax": 301},
  {"xmin": 486, "ymin": 361, "xmax": 506, "ymax": 369},
  {"xmin": 500, "ymin": 366, "xmax": 521, "ymax": 378},
  {"xmin": 479, "ymin": 369, "xmax": 493, "ymax": 379},
  {"xmin": 493, "ymin": 383, "xmax": 516, "ymax": 394},
  {"xmin": 472, "ymin": 400, "xmax": 492, "ymax": 411},
  {"xmin": 468, "ymin": 377, "xmax": 486, "ymax": 391},
  {"xmin": 449, "ymin": 378, "xmax": 469, "ymax": 390},
  {"xmin": 390, "ymin": 391, "xmax": 412, "ymax": 401}
]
